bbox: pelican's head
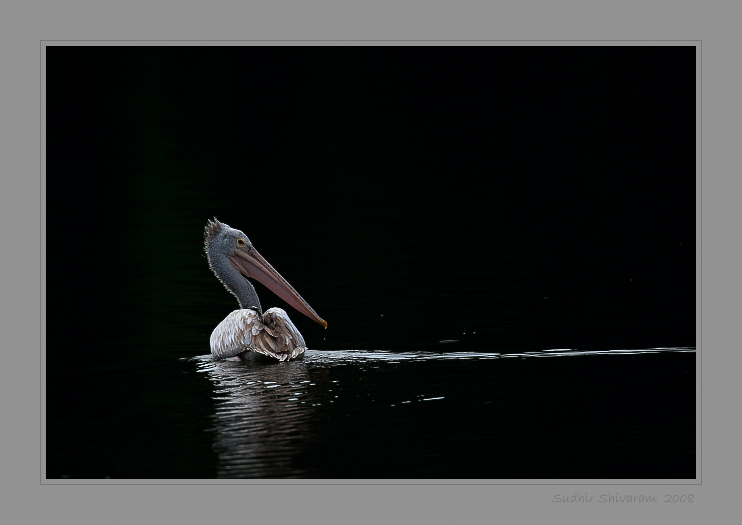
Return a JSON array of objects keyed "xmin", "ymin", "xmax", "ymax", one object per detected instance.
[
  {"xmin": 204, "ymin": 218, "xmax": 327, "ymax": 328},
  {"xmin": 204, "ymin": 218, "xmax": 254, "ymax": 262}
]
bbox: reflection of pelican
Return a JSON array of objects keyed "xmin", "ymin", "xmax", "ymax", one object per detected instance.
[
  {"xmin": 193, "ymin": 354, "xmax": 316, "ymax": 477},
  {"xmin": 204, "ymin": 218, "xmax": 326, "ymax": 362}
]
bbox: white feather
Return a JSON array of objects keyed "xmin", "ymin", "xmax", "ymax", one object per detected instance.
[{"xmin": 210, "ymin": 308, "xmax": 306, "ymax": 361}]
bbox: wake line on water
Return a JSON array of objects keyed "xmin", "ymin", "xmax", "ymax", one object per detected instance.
[
  {"xmin": 301, "ymin": 347, "xmax": 695, "ymax": 363},
  {"xmin": 186, "ymin": 347, "xmax": 695, "ymax": 366}
]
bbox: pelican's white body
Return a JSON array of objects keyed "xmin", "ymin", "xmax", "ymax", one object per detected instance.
[{"xmin": 210, "ymin": 307, "xmax": 306, "ymax": 362}]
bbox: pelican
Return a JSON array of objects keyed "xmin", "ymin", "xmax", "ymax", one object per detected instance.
[{"xmin": 204, "ymin": 218, "xmax": 326, "ymax": 362}]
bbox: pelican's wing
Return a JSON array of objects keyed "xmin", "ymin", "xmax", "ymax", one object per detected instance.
[
  {"xmin": 210, "ymin": 309, "xmax": 263, "ymax": 359},
  {"xmin": 251, "ymin": 307, "xmax": 307, "ymax": 362}
]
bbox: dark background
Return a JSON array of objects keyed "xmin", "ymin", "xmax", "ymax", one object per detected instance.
[{"xmin": 45, "ymin": 46, "xmax": 696, "ymax": 478}]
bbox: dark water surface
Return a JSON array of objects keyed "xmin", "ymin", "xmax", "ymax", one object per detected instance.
[
  {"xmin": 47, "ymin": 339, "xmax": 695, "ymax": 479},
  {"xmin": 45, "ymin": 47, "xmax": 696, "ymax": 479},
  {"xmin": 196, "ymin": 347, "xmax": 695, "ymax": 479},
  {"xmin": 46, "ymin": 223, "xmax": 696, "ymax": 479}
]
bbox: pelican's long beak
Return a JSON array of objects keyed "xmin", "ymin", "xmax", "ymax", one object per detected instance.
[{"xmin": 230, "ymin": 247, "xmax": 327, "ymax": 328}]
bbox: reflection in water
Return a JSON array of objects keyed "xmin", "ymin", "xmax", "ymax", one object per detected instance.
[
  {"xmin": 194, "ymin": 356, "xmax": 317, "ymax": 478},
  {"xmin": 193, "ymin": 347, "xmax": 694, "ymax": 478}
]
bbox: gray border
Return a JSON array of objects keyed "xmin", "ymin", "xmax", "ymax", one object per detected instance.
[
  {"xmin": 11, "ymin": 16, "xmax": 719, "ymax": 518},
  {"xmin": 696, "ymin": 42, "xmax": 702, "ymax": 487}
]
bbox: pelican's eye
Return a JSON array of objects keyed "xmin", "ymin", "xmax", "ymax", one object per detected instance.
[{"xmin": 237, "ymin": 238, "xmax": 248, "ymax": 248}]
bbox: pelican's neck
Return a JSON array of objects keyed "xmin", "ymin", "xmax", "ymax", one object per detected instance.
[
  {"xmin": 228, "ymin": 269, "xmax": 263, "ymax": 312},
  {"xmin": 209, "ymin": 252, "xmax": 263, "ymax": 313}
]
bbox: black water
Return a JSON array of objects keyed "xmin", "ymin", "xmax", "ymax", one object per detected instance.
[
  {"xmin": 196, "ymin": 348, "xmax": 695, "ymax": 479},
  {"xmin": 46, "ymin": 46, "xmax": 696, "ymax": 479}
]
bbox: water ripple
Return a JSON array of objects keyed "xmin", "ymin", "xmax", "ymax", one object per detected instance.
[
  {"xmin": 187, "ymin": 346, "xmax": 695, "ymax": 478},
  {"xmin": 277, "ymin": 346, "xmax": 694, "ymax": 364}
]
